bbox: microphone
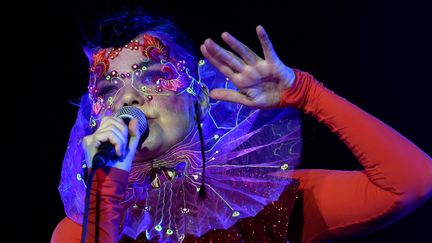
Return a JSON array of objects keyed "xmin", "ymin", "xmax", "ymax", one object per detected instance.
[{"xmin": 92, "ymin": 106, "xmax": 149, "ymax": 168}]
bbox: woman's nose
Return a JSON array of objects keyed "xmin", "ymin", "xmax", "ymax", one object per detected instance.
[{"xmin": 115, "ymin": 84, "xmax": 146, "ymax": 108}]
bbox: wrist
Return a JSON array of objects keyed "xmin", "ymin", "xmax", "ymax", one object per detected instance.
[
  {"xmin": 278, "ymin": 65, "xmax": 296, "ymax": 92},
  {"xmin": 106, "ymin": 159, "xmax": 132, "ymax": 172},
  {"xmin": 277, "ymin": 68, "xmax": 302, "ymax": 108}
]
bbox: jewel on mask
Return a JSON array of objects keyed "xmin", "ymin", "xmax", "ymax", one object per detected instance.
[
  {"xmin": 186, "ymin": 87, "xmax": 194, "ymax": 95},
  {"xmin": 108, "ymin": 48, "xmax": 122, "ymax": 60},
  {"xmin": 125, "ymin": 39, "xmax": 140, "ymax": 50},
  {"xmin": 176, "ymin": 60, "xmax": 187, "ymax": 72},
  {"xmin": 92, "ymin": 97, "xmax": 105, "ymax": 115},
  {"xmin": 89, "ymin": 117, "xmax": 97, "ymax": 128},
  {"xmin": 107, "ymin": 97, "xmax": 113, "ymax": 106}
]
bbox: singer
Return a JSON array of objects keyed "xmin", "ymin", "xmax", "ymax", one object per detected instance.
[{"xmin": 51, "ymin": 8, "xmax": 432, "ymax": 243}]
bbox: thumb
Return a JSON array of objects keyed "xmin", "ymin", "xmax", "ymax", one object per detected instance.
[{"xmin": 210, "ymin": 88, "xmax": 256, "ymax": 107}]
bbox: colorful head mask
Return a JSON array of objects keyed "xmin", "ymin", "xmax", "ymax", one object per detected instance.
[{"xmin": 86, "ymin": 33, "xmax": 203, "ymax": 128}]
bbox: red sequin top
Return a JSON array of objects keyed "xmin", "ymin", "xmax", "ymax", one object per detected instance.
[{"xmin": 51, "ymin": 69, "xmax": 432, "ymax": 243}]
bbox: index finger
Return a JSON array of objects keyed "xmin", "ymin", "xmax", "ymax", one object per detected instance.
[{"xmin": 256, "ymin": 25, "xmax": 278, "ymax": 61}]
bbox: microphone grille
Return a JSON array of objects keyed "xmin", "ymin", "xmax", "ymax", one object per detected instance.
[{"xmin": 113, "ymin": 106, "xmax": 147, "ymax": 135}]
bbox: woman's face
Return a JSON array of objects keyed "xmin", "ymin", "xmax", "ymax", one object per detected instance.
[{"xmin": 92, "ymin": 36, "xmax": 195, "ymax": 161}]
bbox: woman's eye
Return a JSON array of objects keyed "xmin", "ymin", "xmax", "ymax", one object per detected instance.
[
  {"xmin": 140, "ymin": 71, "xmax": 167, "ymax": 83},
  {"xmin": 141, "ymin": 76, "xmax": 153, "ymax": 83},
  {"xmin": 98, "ymin": 86, "xmax": 117, "ymax": 96}
]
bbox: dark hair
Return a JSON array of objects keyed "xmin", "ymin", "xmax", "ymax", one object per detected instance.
[{"xmin": 80, "ymin": 8, "xmax": 199, "ymax": 76}]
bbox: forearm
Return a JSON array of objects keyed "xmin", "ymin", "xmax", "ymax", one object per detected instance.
[
  {"xmin": 52, "ymin": 167, "xmax": 129, "ymax": 243},
  {"xmin": 280, "ymin": 69, "xmax": 432, "ymax": 242},
  {"xmin": 280, "ymin": 69, "xmax": 432, "ymax": 199},
  {"xmin": 86, "ymin": 167, "xmax": 129, "ymax": 242}
]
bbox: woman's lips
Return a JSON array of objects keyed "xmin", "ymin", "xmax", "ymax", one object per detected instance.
[{"xmin": 139, "ymin": 107, "xmax": 158, "ymax": 120}]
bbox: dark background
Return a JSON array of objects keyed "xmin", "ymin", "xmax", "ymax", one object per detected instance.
[{"xmin": 12, "ymin": 0, "xmax": 432, "ymax": 242}]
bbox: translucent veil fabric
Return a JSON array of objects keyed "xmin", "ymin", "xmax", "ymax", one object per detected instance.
[{"xmin": 58, "ymin": 60, "xmax": 302, "ymax": 242}]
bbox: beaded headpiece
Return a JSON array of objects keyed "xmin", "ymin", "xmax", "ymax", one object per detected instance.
[{"xmin": 87, "ymin": 33, "xmax": 203, "ymax": 129}]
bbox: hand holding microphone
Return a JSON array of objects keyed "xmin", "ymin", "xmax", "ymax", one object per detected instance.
[{"xmin": 82, "ymin": 106, "xmax": 148, "ymax": 172}]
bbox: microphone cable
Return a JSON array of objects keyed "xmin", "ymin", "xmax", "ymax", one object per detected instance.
[{"xmin": 81, "ymin": 167, "xmax": 97, "ymax": 243}]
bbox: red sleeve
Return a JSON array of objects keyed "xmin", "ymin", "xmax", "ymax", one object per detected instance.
[
  {"xmin": 51, "ymin": 167, "xmax": 129, "ymax": 243},
  {"xmin": 279, "ymin": 69, "xmax": 432, "ymax": 242}
]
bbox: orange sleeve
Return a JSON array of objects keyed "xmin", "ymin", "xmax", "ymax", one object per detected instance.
[
  {"xmin": 279, "ymin": 69, "xmax": 432, "ymax": 242},
  {"xmin": 51, "ymin": 167, "xmax": 129, "ymax": 243}
]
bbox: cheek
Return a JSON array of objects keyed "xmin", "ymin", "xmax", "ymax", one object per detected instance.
[
  {"xmin": 156, "ymin": 110, "xmax": 191, "ymax": 149},
  {"xmin": 151, "ymin": 93, "xmax": 191, "ymax": 114},
  {"xmin": 160, "ymin": 107, "xmax": 191, "ymax": 132},
  {"xmin": 156, "ymin": 95, "xmax": 193, "ymax": 137}
]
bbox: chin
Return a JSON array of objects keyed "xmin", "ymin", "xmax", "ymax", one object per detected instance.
[
  {"xmin": 134, "ymin": 135, "xmax": 162, "ymax": 161},
  {"xmin": 139, "ymin": 135, "xmax": 158, "ymax": 152}
]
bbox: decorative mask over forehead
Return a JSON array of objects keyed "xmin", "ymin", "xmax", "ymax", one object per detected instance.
[{"xmin": 86, "ymin": 33, "xmax": 201, "ymax": 127}]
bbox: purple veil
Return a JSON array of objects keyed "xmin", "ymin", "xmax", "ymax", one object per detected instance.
[{"xmin": 58, "ymin": 60, "xmax": 302, "ymax": 242}]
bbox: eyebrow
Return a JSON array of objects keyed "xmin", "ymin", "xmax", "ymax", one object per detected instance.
[
  {"xmin": 138, "ymin": 61, "xmax": 163, "ymax": 70},
  {"xmin": 102, "ymin": 61, "xmax": 164, "ymax": 78}
]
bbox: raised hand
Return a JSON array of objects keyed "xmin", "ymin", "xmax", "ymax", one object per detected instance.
[{"xmin": 200, "ymin": 25, "xmax": 296, "ymax": 109}]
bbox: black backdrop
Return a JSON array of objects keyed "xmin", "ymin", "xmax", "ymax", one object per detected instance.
[{"xmin": 13, "ymin": 0, "xmax": 432, "ymax": 242}]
